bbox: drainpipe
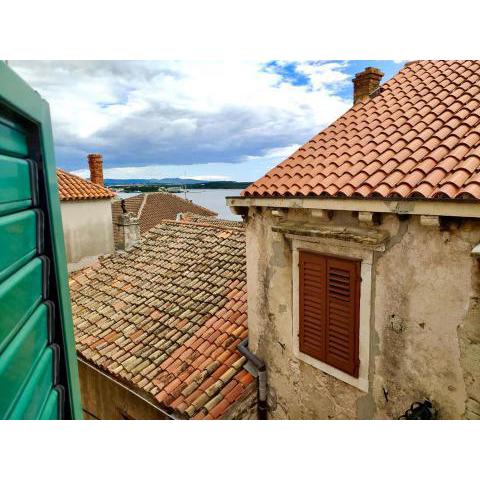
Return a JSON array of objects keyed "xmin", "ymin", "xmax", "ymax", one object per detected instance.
[{"xmin": 237, "ymin": 338, "xmax": 267, "ymax": 420}]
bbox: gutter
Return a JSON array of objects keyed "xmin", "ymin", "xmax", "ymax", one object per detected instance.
[{"xmin": 237, "ymin": 338, "xmax": 267, "ymax": 420}]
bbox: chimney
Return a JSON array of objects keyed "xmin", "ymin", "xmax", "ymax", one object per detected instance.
[
  {"xmin": 352, "ymin": 67, "xmax": 384, "ymax": 104},
  {"xmin": 88, "ymin": 153, "xmax": 104, "ymax": 186},
  {"xmin": 113, "ymin": 200, "xmax": 141, "ymax": 250}
]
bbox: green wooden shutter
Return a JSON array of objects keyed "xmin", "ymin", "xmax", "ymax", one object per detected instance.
[{"xmin": 0, "ymin": 62, "xmax": 82, "ymax": 419}]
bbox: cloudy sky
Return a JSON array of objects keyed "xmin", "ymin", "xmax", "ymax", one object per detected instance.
[{"xmin": 10, "ymin": 60, "xmax": 402, "ymax": 181}]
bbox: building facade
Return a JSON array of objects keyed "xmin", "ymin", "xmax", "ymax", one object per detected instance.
[
  {"xmin": 57, "ymin": 154, "xmax": 115, "ymax": 270},
  {"xmin": 228, "ymin": 61, "xmax": 480, "ymax": 419},
  {"xmin": 233, "ymin": 205, "xmax": 480, "ymax": 419}
]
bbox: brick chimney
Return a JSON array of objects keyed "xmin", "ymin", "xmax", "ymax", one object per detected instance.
[
  {"xmin": 88, "ymin": 153, "xmax": 104, "ymax": 186},
  {"xmin": 352, "ymin": 67, "xmax": 384, "ymax": 104},
  {"xmin": 113, "ymin": 200, "xmax": 141, "ymax": 250}
]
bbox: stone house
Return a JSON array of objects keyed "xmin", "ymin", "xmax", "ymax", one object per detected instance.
[
  {"xmin": 112, "ymin": 192, "xmax": 216, "ymax": 235},
  {"xmin": 227, "ymin": 61, "xmax": 480, "ymax": 419},
  {"xmin": 70, "ymin": 216, "xmax": 254, "ymax": 420},
  {"xmin": 111, "ymin": 192, "xmax": 216, "ymax": 250},
  {"xmin": 57, "ymin": 153, "xmax": 115, "ymax": 270}
]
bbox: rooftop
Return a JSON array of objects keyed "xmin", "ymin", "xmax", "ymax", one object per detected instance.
[
  {"xmin": 179, "ymin": 212, "xmax": 244, "ymax": 229},
  {"xmin": 57, "ymin": 169, "xmax": 116, "ymax": 201},
  {"xmin": 111, "ymin": 192, "xmax": 217, "ymax": 234},
  {"xmin": 243, "ymin": 61, "xmax": 480, "ymax": 200},
  {"xmin": 70, "ymin": 219, "xmax": 251, "ymax": 419}
]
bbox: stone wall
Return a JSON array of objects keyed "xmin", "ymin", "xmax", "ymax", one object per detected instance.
[{"xmin": 245, "ymin": 207, "xmax": 480, "ymax": 419}]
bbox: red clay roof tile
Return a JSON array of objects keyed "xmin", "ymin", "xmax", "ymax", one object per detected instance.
[
  {"xmin": 57, "ymin": 169, "xmax": 115, "ymax": 201},
  {"xmin": 243, "ymin": 61, "xmax": 480, "ymax": 200},
  {"xmin": 111, "ymin": 193, "xmax": 217, "ymax": 234}
]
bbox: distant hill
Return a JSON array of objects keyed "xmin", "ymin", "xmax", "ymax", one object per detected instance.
[
  {"xmin": 186, "ymin": 181, "xmax": 251, "ymax": 189},
  {"xmin": 105, "ymin": 178, "xmax": 252, "ymax": 190},
  {"xmin": 104, "ymin": 177, "xmax": 204, "ymax": 186}
]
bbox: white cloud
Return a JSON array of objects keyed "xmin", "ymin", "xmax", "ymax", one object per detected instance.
[
  {"xmin": 295, "ymin": 61, "xmax": 350, "ymax": 91},
  {"xmin": 71, "ymin": 143, "xmax": 301, "ymax": 182},
  {"xmin": 10, "ymin": 60, "xmax": 351, "ymax": 173}
]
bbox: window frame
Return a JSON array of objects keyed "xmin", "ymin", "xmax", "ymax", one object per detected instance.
[{"xmin": 291, "ymin": 236, "xmax": 372, "ymax": 392}]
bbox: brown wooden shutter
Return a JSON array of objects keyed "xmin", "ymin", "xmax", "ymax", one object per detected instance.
[
  {"xmin": 325, "ymin": 256, "xmax": 360, "ymax": 377},
  {"xmin": 299, "ymin": 252, "xmax": 327, "ymax": 361},
  {"xmin": 299, "ymin": 251, "xmax": 360, "ymax": 378}
]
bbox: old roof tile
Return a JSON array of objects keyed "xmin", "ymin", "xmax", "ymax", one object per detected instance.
[
  {"xmin": 243, "ymin": 61, "xmax": 480, "ymax": 200},
  {"xmin": 71, "ymin": 220, "xmax": 252, "ymax": 419}
]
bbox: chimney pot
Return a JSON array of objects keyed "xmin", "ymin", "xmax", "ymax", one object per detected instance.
[
  {"xmin": 352, "ymin": 67, "xmax": 384, "ymax": 105},
  {"xmin": 88, "ymin": 153, "xmax": 104, "ymax": 186}
]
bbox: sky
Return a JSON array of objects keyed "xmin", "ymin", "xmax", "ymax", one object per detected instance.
[{"xmin": 10, "ymin": 60, "xmax": 403, "ymax": 181}]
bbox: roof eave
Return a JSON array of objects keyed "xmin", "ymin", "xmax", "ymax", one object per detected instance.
[
  {"xmin": 226, "ymin": 196, "xmax": 480, "ymax": 218},
  {"xmin": 60, "ymin": 195, "xmax": 115, "ymax": 202}
]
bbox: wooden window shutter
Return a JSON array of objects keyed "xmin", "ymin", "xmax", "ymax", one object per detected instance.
[
  {"xmin": 299, "ymin": 251, "xmax": 360, "ymax": 378},
  {"xmin": 299, "ymin": 252, "xmax": 327, "ymax": 361}
]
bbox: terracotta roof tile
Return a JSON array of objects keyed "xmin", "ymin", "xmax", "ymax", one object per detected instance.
[
  {"xmin": 243, "ymin": 61, "xmax": 480, "ymax": 200},
  {"xmin": 178, "ymin": 213, "xmax": 244, "ymax": 229},
  {"xmin": 57, "ymin": 169, "xmax": 115, "ymax": 201},
  {"xmin": 111, "ymin": 193, "xmax": 217, "ymax": 234},
  {"xmin": 70, "ymin": 219, "xmax": 252, "ymax": 419}
]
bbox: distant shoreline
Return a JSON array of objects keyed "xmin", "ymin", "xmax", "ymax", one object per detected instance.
[{"xmin": 110, "ymin": 180, "xmax": 251, "ymax": 193}]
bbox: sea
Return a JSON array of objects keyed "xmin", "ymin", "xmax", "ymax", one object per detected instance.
[{"xmin": 116, "ymin": 189, "xmax": 243, "ymax": 220}]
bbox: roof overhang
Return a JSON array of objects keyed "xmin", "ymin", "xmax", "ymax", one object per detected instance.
[{"xmin": 226, "ymin": 196, "xmax": 480, "ymax": 218}]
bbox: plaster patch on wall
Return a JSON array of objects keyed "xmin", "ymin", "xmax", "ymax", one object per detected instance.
[
  {"xmin": 271, "ymin": 235, "xmax": 289, "ymax": 268},
  {"xmin": 375, "ymin": 217, "xmax": 472, "ymax": 419},
  {"xmin": 458, "ymin": 295, "xmax": 480, "ymax": 419},
  {"xmin": 356, "ymin": 391, "xmax": 376, "ymax": 419}
]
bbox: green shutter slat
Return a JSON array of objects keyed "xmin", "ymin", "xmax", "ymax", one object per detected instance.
[
  {"xmin": 8, "ymin": 347, "xmax": 55, "ymax": 420},
  {"xmin": 0, "ymin": 155, "xmax": 33, "ymax": 216},
  {"xmin": 0, "ymin": 258, "xmax": 44, "ymax": 353},
  {"xmin": 0, "ymin": 120, "xmax": 28, "ymax": 158},
  {"xmin": 0, "ymin": 199, "xmax": 32, "ymax": 217},
  {"xmin": 0, "ymin": 304, "xmax": 49, "ymax": 418},
  {"xmin": 38, "ymin": 388, "xmax": 60, "ymax": 420},
  {"xmin": 0, "ymin": 210, "xmax": 38, "ymax": 283}
]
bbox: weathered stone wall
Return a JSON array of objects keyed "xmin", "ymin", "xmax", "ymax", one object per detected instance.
[
  {"xmin": 78, "ymin": 360, "xmax": 168, "ymax": 420},
  {"xmin": 246, "ymin": 207, "xmax": 480, "ymax": 419}
]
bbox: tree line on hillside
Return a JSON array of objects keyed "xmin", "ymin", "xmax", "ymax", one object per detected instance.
[{"xmin": 116, "ymin": 181, "xmax": 251, "ymax": 193}]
